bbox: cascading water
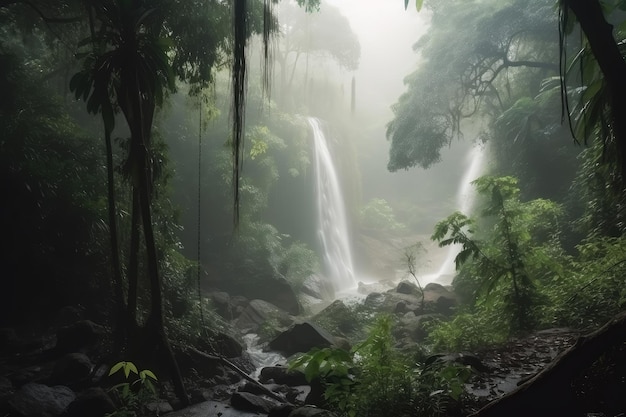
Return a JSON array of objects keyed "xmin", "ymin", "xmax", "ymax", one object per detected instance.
[
  {"xmin": 309, "ymin": 117, "xmax": 357, "ymax": 294},
  {"xmin": 432, "ymin": 144, "xmax": 486, "ymax": 282}
]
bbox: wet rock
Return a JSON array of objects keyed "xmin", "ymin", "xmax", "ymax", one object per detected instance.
[
  {"xmin": 259, "ymin": 366, "xmax": 308, "ymax": 386},
  {"xmin": 235, "ymin": 300, "xmax": 294, "ymax": 335},
  {"xmin": 312, "ymin": 300, "xmax": 356, "ymax": 333},
  {"xmin": 50, "ymin": 353, "xmax": 93, "ymax": 386},
  {"xmin": 230, "ymin": 391, "xmax": 278, "ymax": 413},
  {"xmin": 396, "ymin": 280, "xmax": 421, "ymax": 296},
  {"xmin": 146, "ymin": 401, "xmax": 174, "ymax": 414},
  {"xmin": 301, "ymin": 275, "xmax": 334, "ymax": 301},
  {"xmin": 208, "ymin": 292, "xmax": 237, "ymax": 320},
  {"xmin": 251, "ymin": 273, "xmax": 302, "ymax": 316},
  {"xmin": 9, "ymin": 383, "xmax": 75, "ymax": 417},
  {"xmin": 399, "ymin": 313, "xmax": 444, "ymax": 342},
  {"xmin": 423, "ymin": 283, "xmax": 458, "ymax": 315},
  {"xmin": 64, "ymin": 387, "xmax": 115, "ymax": 417},
  {"xmin": 269, "ymin": 322, "xmax": 335, "ymax": 356},
  {"xmin": 364, "ymin": 292, "xmax": 384, "ymax": 308},
  {"xmin": 394, "ymin": 300, "xmax": 419, "ymax": 315}
]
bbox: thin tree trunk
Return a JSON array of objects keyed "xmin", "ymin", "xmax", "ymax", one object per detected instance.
[
  {"xmin": 104, "ymin": 126, "xmax": 126, "ymax": 341},
  {"xmin": 126, "ymin": 186, "xmax": 140, "ymax": 329}
]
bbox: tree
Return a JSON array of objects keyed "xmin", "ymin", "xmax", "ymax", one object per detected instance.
[
  {"xmin": 71, "ymin": 0, "xmax": 190, "ymax": 403},
  {"xmin": 559, "ymin": 0, "xmax": 626, "ymax": 181},
  {"xmin": 432, "ymin": 176, "xmax": 563, "ymax": 332},
  {"xmin": 388, "ymin": 0, "xmax": 560, "ymax": 172},
  {"xmin": 273, "ymin": 2, "xmax": 360, "ymax": 105}
]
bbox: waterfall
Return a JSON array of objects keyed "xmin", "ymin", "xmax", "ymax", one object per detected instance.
[
  {"xmin": 434, "ymin": 144, "xmax": 486, "ymax": 281},
  {"xmin": 309, "ymin": 117, "xmax": 357, "ymax": 293}
]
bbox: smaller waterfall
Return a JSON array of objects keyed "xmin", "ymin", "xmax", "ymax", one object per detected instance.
[
  {"xmin": 309, "ymin": 117, "xmax": 357, "ymax": 293},
  {"xmin": 434, "ymin": 144, "xmax": 486, "ymax": 281}
]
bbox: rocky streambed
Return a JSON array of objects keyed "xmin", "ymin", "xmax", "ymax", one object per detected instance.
[{"xmin": 0, "ymin": 281, "xmax": 589, "ymax": 417}]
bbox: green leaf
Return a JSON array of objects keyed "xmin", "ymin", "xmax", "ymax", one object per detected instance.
[
  {"xmin": 416, "ymin": 0, "xmax": 424, "ymax": 11},
  {"xmin": 124, "ymin": 362, "xmax": 138, "ymax": 378},
  {"xmin": 404, "ymin": 0, "xmax": 409, "ymax": 9},
  {"xmin": 109, "ymin": 361, "xmax": 125, "ymax": 376},
  {"xmin": 140, "ymin": 369, "xmax": 158, "ymax": 381}
]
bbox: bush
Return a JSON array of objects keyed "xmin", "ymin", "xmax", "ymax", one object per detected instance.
[{"xmin": 290, "ymin": 314, "xmax": 470, "ymax": 417}]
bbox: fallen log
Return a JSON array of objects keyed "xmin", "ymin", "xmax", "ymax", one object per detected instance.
[{"xmin": 470, "ymin": 311, "xmax": 626, "ymax": 417}]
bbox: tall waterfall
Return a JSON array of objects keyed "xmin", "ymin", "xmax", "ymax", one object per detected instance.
[
  {"xmin": 435, "ymin": 144, "xmax": 486, "ymax": 281},
  {"xmin": 309, "ymin": 117, "xmax": 357, "ymax": 293}
]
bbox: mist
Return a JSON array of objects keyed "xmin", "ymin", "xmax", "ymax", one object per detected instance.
[{"xmin": 3, "ymin": 0, "xmax": 624, "ymax": 415}]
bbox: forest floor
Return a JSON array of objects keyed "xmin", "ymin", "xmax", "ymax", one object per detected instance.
[{"xmin": 464, "ymin": 327, "xmax": 581, "ymax": 410}]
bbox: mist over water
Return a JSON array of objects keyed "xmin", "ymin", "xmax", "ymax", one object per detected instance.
[{"xmin": 429, "ymin": 144, "xmax": 487, "ymax": 284}]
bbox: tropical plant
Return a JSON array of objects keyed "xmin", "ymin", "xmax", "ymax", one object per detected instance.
[
  {"xmin": 290, "ymin": 315, "xmax": 470, "ymax": 417},
  {"xmin": 432, "ymin": 176, "xmax": 564, "ymax": 332},
  {"xmin": 107, "ymin": 361, "xmax": 158, "ymax": 417}
]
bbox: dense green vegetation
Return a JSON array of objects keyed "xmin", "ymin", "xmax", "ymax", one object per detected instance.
[
  {"xmin": 3, "ymin": 0, "xmax": 626, "ymax": 415},
  {"xmin": 384, "ymin": 0, "xmax": 626, "ymax": 357}
]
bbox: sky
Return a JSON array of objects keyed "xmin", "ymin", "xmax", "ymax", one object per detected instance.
[{"xmin": 325, "ymin": 0, "xmax": 428, "ymax": 121}]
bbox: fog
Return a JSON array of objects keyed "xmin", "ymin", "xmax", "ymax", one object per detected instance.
[{"xmin": 295, "ymin": 0, "xmax": 478, "ymax": 283}]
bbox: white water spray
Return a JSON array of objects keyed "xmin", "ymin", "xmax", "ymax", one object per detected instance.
[
  {"xmin": 433, "ymin": 144, "xmax": 486, "ymax": 282},
  {"xmin": 309, "ymin": 117, "xmax": 357, "ymax": 293}
]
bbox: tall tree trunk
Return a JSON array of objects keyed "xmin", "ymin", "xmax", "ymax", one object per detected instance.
[
  {"xmin": 126, "ymin": 64, "xmax": 189, "ymax": 405},
  {"xmin": 104, "ymin": 125, "xmax": 127, "ymax": 341},
  {"xmin": 126, "ymin": 186, "xmax": 140, "ymax": 330},
  {"xmin": 563, "ymin": 0, "xmax": 626, "ymax": 180}
]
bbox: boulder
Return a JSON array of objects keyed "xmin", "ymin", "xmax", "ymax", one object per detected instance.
[
  {"xmin": 64, "ymin": 387, "xmax": 115, "ymax": 417},
  {"xmin": 398, "ymin": 313, "xmax": 444, "ymax": 342},
  {"xmin": 364, "ymin": 292, "xmax": 384, "ymax": 308},
  {"xmin": 230, "ymin": 391, "xmax": 278, "ymax": 414},
  {"xmin": 9, "ymin": 383, "xmax": 75, "ymax": 417},
  {"xmin": 423, "ymin": 283, "xmax": 458, "ymax": 315},
  {"xmin": 394, "ymin": 300, "xmax": 419, "ymax": 315},
  {"xmin": 311, "ymin": 300, "xmax": 356, "ymax": 333},
  {"xmin": 301, "ymin": 275, "xmax": 334, "ymax": 301},
  {"xmin": 208, "ymin": 292, "xmax": 236, "ymax": 320},
  {"xmin": 55, "ymin": 321, "xmax": 104, "ymax": 353},
  {"xmin": 50, "ymin": 353, "xmax": 93, "ymax": 386},
  {"xmin": 269, "ymin": 322, "xmax": 335, "ymax": 356},
  {"xmin": 377, "ymin": 292, "xmax": 422, "ymax": 314},
  {"xmin": 396, "ymin": 280, "xmax": 421, "ymax": 296},
  {"xmin": 259, "ymin": 366, "xmax": 308, "ymax": 386},
  {"xmin": 235, "ymin": 299, "xmax": 294, "ymax": 334},
  {"xmin": 257, "ymin": 275, "xmax": 302, "ymax": 316},
  {"xmin": 146, "ymin": 401, "xmax": 174, "ymax": 414}
]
